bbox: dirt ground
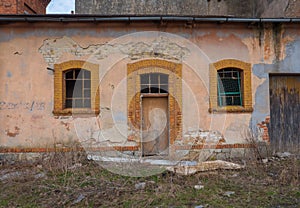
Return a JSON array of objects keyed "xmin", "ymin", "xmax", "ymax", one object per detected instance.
[{"xmin": 0, "ymin": 151, "xmax": 299, "ymax": 208}]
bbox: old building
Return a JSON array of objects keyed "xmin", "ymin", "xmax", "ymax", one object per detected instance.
[
  {"xmin": 75, "ymin": 0, "xmax": 256, "ymax": 17},
  {"xmin": 0, "ymin": 1, "xmax": 299, "ymax": 160},
  {"xmin": 0, "ymin": 0, "xmax": 51, "ymax": 14},
  {"xmin": 75, "ymin": 0, "xmax": 300, "ymax": 18}
]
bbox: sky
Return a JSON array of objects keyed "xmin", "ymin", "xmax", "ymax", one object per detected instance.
[{"xmin": 46, "ymin": 0, "xmax": 75, "ymax": 14}]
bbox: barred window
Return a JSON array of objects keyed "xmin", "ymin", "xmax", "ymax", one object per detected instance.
[
  {"xmin": 140, "ymin": 73, "xmax": 168, "ymax": 94},
  {"xmin": 217, "ymin": 68, "xmax": 242, "ymax": 106},
  {"xmin": 64, "ymin": 69, "xmax": 91, "ymax": 108}
]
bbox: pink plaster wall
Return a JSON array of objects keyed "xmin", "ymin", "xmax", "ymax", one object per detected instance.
[{"xmin": 0, "ymin": 21, "xmax": 291, "ymax": 149}]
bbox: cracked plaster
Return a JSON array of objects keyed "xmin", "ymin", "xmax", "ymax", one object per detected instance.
[{"xmin": 38, "ymin": 36, "xmax": 190, "ymax": 67}]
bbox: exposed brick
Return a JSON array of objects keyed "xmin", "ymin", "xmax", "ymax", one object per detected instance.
[
  {"xmin": 0, "ymin": 146, "xmax": 139, "ymax": 153},
  {"xmin": 257, "ymin": 116, "xmax": 270, "ymax": 142},
  {"xmin": 174, "ymin": 143, "xmax": 255, "ymax": 150},
  {"xmin": 0, "ymin": 0, "xmax": 50, "ymax": 14}
]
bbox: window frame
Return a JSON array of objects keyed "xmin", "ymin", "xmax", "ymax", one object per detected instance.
[
  {"xmin": 209, "ymin": 59, "xmax": 253, "ymax": 113},
  {"xmin": 217, "ymin": 68, "xmax": 243, "ymax": 107},
  {"xmin": 53, "ymin": 60, "xmax": 99, "ymax": 116},
  {"xmin": 140, "ymin": 73, "xmax": 169, "ymax": 94}
]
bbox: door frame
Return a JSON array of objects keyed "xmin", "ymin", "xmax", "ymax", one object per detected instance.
[
  {"xmin": 140, "ymin": 94, "xmax": 170, "ymax": 156},
  {"xmin": 127, "ymin": 59, "xmax": 183, "ymax": 155}
]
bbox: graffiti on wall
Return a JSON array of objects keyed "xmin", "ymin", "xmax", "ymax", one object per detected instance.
[{"xmin": 0, "ymin": 101, "xmax": 45, "ymax": 111}]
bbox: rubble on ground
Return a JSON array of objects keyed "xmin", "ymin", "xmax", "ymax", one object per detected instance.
[{"xmin": 166, "ymin": 160, "xmax": 245, "ymax": 175}]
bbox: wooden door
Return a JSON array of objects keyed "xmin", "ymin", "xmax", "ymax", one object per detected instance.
[
  {"xmin": 142, "ymin": 97, "xmax": 169, "ymax": 156},
  {"xmin": 269, "ymin": 75, "xmax": 300, "ymax": 152}
]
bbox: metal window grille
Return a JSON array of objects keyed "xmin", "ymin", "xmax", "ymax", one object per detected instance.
[
  {"xmin": 140, "ymin": 73, "xmax": 168, "ymax": 94},
  {"xmin": 217, "ymin": 68, "xmax": 242, "ymax": 106},
  {"xmin": 65, "ymin": 69, "xmax": 91, "ymax": 108}
]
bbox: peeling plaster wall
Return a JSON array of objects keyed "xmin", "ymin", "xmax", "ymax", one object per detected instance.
[
  {"xmin": 0, "ymin": 21, "xmax": 298, "ymax": 150},
  {"xmin": 251, "ymin": 24, "xmax": 300, "ymax": 137},
  {"xmin": 38, "ymin": 36, "xmax": 190, "ymax": 68}
]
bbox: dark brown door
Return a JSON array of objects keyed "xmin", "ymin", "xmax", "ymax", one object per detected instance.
[
  {"xmin": 269, "ymin": 75, "xmax": 300, "ymax": 152},
  {"xmin": 142, "ymin": 97, "xmax": 169, "ymax": 156}
]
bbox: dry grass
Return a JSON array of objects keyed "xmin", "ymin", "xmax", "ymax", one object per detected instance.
[{"xmin": 0, "ymin": 149, "xmax": 299, "ymax": 208}]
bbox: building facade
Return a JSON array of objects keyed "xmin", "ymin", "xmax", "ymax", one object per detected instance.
[{"xmin": 1, "ymin": 15, "xmax": 300, "ymax": 158}]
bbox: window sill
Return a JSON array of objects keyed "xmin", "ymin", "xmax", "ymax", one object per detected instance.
[
  {"xmin": 209, "ymin": 106, "xmax": 253, "ymax": 113},
  {"xmin": 53, "ymin": 108, "xmax": 100, "ymax": 117}
]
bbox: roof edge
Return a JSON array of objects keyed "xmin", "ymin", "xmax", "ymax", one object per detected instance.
[{"xmin": 0, "ymin": 14, "xmax": 299, "ymax": 23}]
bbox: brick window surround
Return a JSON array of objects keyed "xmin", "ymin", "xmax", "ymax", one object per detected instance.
[
  {"xmin": 53, "ymin": 60, "xmax": 100, "ymax": 116},
  {"xmin": 127, "ymin": 59, "xmax": 182, "ymax": 146},
  {"xmin": 209, "ymin": 59, "xmax": 253, "ymax": 113}
]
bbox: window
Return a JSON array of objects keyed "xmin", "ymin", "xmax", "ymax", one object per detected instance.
[
  {"xmin": 217, "ymin": 68, "xmax": 242, "ymax": 106},
  {"xmin": 53, "ymin": 60, "xmax": 99, "ymax": 116},
  {"xmin": 140, "ymin": 73, "xmax": 168, "ymax": 94},
  {"xmin": 65, "ymin": 69, "xmax": 91, "ymax": 108},
  {"xmin": 209, "ymin": 59, "xmax": 253, "ymax": 113}
]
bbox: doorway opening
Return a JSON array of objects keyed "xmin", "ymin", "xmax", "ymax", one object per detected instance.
[{"xmin": 140, "ymin": 73, "xmax": 169, "ymax": 156}]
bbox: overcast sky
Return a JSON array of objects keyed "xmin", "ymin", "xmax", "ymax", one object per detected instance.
[{"xmin": 46, "ymin": 0, "xmax": 75, "ymax": 14}]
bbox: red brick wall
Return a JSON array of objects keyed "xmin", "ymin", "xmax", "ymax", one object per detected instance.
[
  {"xmin": 0, "ymin": 0, "xmax": 17, "ymax": 14},
  {"xmin": 257, "ymin": 116, "xmax": 270, "ymax": 142},
  {"xmin": 0, "ymin": 0, "xmax": 50, "ymax": 14}
]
